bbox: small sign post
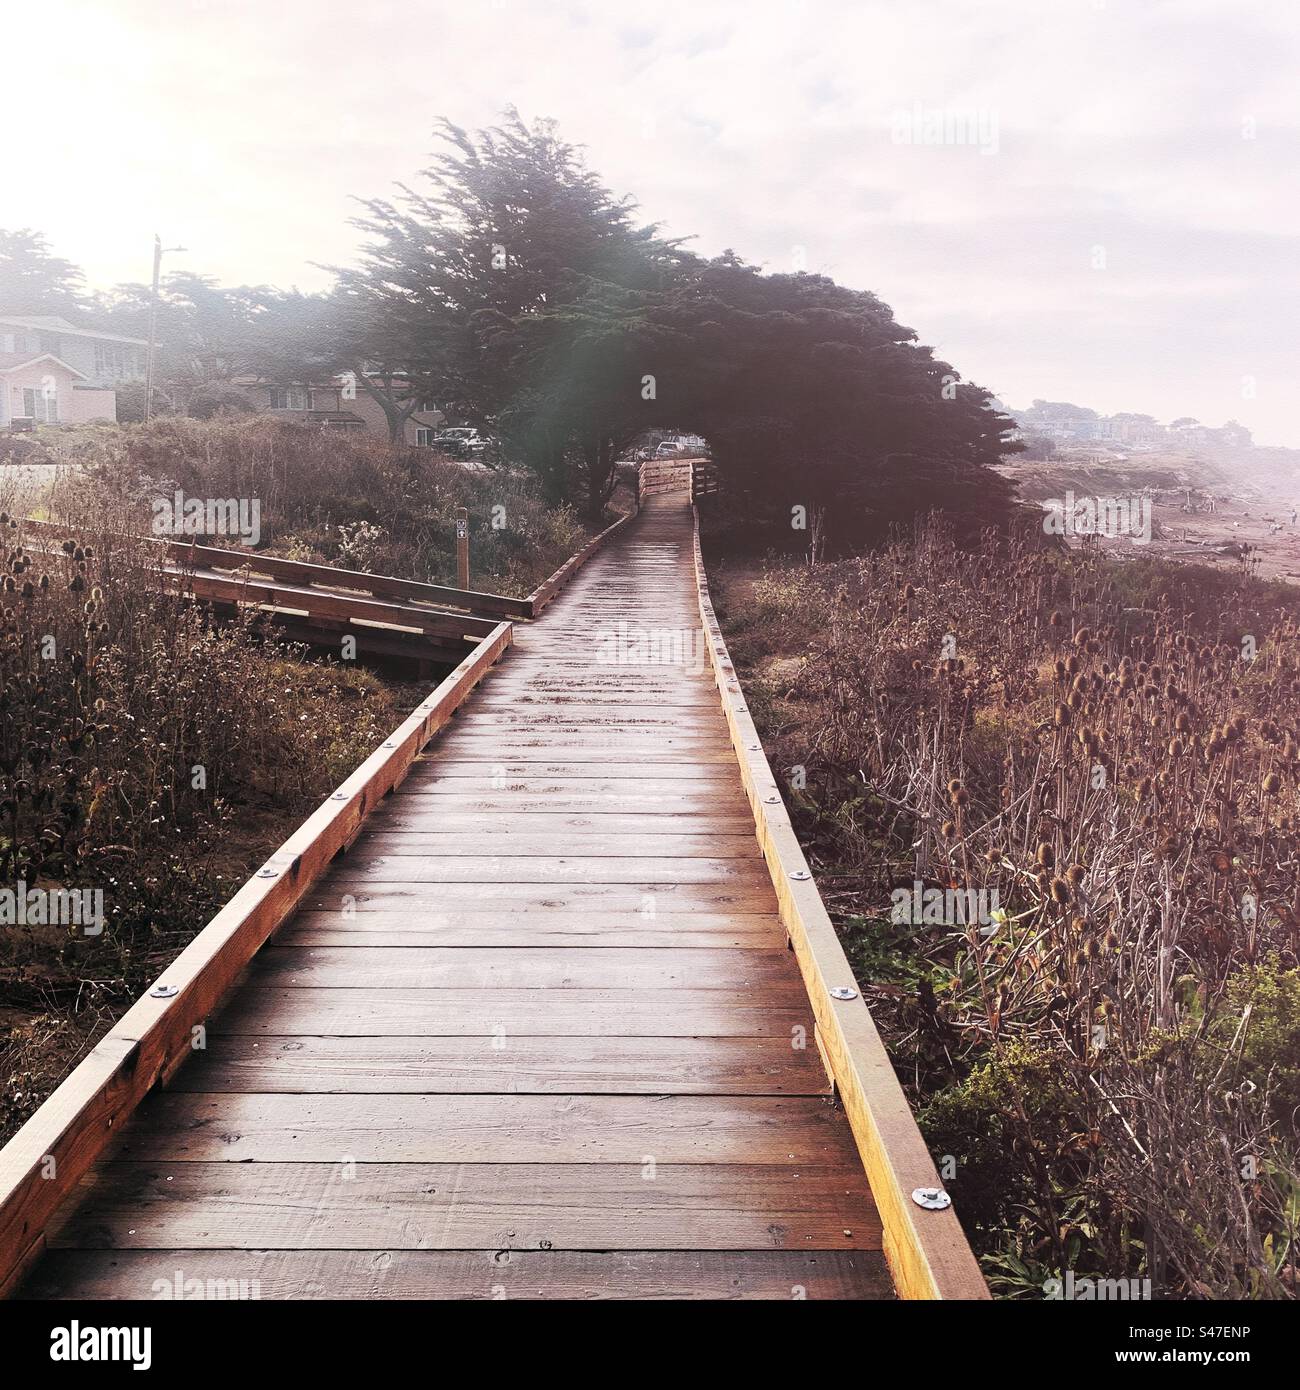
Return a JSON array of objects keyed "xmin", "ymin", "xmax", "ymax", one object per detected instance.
[{"xmin": 455, "ymin": 507, "xmax": 470, "ymax": 589}]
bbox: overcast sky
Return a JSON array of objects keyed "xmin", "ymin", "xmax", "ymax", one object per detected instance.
[{"xmin": 10, "ymin": 0, "xmax": 1300, "ymax": 444}]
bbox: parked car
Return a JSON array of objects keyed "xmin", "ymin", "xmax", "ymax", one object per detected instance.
[
  {"xmin": 654, "ymin": 441, "xmax": 687, "ymax": 458},
  {"xmin": 434, "ymin": 427, "xmax": 486, "ymax": 459}
]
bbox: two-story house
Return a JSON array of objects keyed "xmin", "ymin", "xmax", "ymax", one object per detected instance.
[
  {"xmin": 231, "ymin": 372, "xmax": 446, "ymax": 444},
  {"xmin": 0, "ymin": 314, "xmax": 147, "ymax": 427}
]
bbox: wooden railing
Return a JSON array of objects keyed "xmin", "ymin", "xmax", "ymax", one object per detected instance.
[
  {"xmin": 690, "ymin": 458, "xmax": 719, "ymax": 502},
  {"xmin": 637, "ymin": 455, "xmax": 702, "ymax": 498},
  {"xmin": 24, "ymin": 508, "xmax": 638, "ymax": 635},
  {"xmin": 21, "ymin": 519, "xmax": 531, "ymax": 623}
]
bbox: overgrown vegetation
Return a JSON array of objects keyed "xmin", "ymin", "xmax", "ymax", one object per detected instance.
[
  {"xmin": 27, "ymin": 416, "xmax": 590, "ymax": 596},
  {"xmin": 0, "ymin": 456, "xmax": 375, "ymax": 1142},
  {"xmin": 713, "ymin": 524, "xmax": 1300, "ymax": 1300}
]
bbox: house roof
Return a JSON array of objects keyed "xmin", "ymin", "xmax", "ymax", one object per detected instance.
[
  {"xmin": 0, "ymin": 353, "xmax": 92, "ymax": 381},
  {"xmin": 0, "ymin": 313, "xmax": 147, "ymax": 347}
]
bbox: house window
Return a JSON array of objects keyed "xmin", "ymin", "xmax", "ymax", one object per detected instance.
[
  {"xmin": 416, "ymin": 428, "xmax": 436, "ymax": 446},
  {"xmin": 22, "ymin": 386, "xmax": 57, "ymax": 423},
  {"xmin": 93, "ymin": 342, "xmax": 140, "ymax": 380},
  {"xmin": 269, "ymin": 386, "xmax": 307, "ymax": 410}
]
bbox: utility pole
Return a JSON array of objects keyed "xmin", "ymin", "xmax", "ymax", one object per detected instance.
[{"xmin": 143, "ymin": 235, "xmax": 185, "ymax": 421}]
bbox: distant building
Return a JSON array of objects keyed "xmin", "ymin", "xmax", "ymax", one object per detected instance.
[
  {"xmin": 1012, "ymin": 402, "xmax": 1247, "ymax": 451},
  {"xmin": 229, "ymin": 372, "xmax": 446, "ymax": 444},
  {"xmin": 0, "ymin": 313, "xmax": 146, "ymax": 426}
]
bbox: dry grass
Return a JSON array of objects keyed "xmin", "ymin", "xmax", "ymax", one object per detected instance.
[
  {"xmin": 33, "ymin": 416, "xmax": 590, "ymax": 596},
  {"xmin": 717, "ymin": 520, "xmax": 1300, "ymax": 1299},
  {"xmin": 0, "ymin": 463, "xmax": 401, "ymax": 1144}
]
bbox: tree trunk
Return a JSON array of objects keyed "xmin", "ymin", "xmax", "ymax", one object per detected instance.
[
  {"xmin": 583, "ymin": 434, "xmax": 617, "ymax": 524},
  {"xmin": 353, "ymin": 367, "xmax": 415, "ymax": 444}
]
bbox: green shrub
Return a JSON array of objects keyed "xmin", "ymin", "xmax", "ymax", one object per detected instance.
[
  {"xmin": 919, "ymin": 1042, "xmax": 1087, "ymax": 1237},
  {"xmin": 1212, "ymin": 960, "xmax": 1300, "ymax": 1123}
]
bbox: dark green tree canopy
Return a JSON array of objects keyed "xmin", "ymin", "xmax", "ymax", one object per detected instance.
[{"xmin": 343, "ymin": 112, "xmax": 1021, "ymax": 535}]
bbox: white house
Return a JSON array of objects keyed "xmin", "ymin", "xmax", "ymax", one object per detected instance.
[{"xmin": 0, "ymin": 314, "xmax": 147, "ymax": 426}]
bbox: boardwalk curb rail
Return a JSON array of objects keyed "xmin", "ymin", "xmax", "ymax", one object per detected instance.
[
  {"xmin": 688, "ymin": 489, "xmax": 990, "ymax": 1301},
  {"xmin": 20, "ymin": 518, "xmax": 532, "ymax": 624},
  {"xmin": 25, "ymin": 505, "xmax": 640, "ymax": 630},
  {"xmin": 0, "ymin": 620, "xmax": 513, "ymax": 1298}
]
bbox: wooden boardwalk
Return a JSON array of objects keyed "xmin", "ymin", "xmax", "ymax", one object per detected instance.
[{"xmin": 10, "ymin": 492, "xmax": 981, "ymax": 1300}]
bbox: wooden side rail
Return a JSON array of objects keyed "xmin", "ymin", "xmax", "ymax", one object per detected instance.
[
  {"xmin": 637, "ymin": 456, "xmax": 702, "ymax": 498},
  {"xmin": 20, "ymin": 518, "xmax": 532, "ymax": 623},
  {"xmin": 172, "ymin": 567, "xmax": 499, "ymax": 645},
  {"xmin": 689, "ymin": 509, "xmax": 989, "ymax": 1301},
  {"xmin": 0, "ymin": 621, "xmax": 514, "ymax": 1297},
  {"xmin": 689, "ymin": 458, "xmax": 720, "ymax": 503}
]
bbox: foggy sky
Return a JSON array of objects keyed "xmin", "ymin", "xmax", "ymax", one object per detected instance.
[{"xmin": 10, "ymin": 0, "xmax": 1299, "ymax": 444}]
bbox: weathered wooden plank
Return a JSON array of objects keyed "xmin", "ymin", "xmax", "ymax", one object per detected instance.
[
  {"xmin": 300, "ymin": 883, "xmax": 776, "ymax": 912},
  {"xmin": 358, "ymin": 833, "xmax": 759, "ymax": 858},
  {"xmin": 278, "ymin": 911, "xmax": 784, "ymax": 948},
  {"xmin": 211, "ymin": 987, "xmax": 812, "ymax": 1037},
  {"xmin": 182, "ymin": 567, "xmax": 498, "ymax": 640},
  {"xmin": 51, "ymin": 1163, "xmax": 882, "ymax": 1250},
  {"xmin": 168, "ymin": 1035, "xmax": 829, "ymax": 1095},
  {"xmin": 117, "ymin": 1095, "xmax": 855, "ymax": 1164},
  {"xmin": 468, "ymin": 704, "xmax": 725, "ymax": 721},
  {"xmin": 247, "ymin": 945, "xmax": 797, "ymax": 990},
  {"xmin": 360, "ymin": 811, "xmax": 758, "ymax": 834},
  {"xmin": 427, "ymin": 740, "xmax": 737, "ymax": 762},
  {"xmin": 407, "ymin": 761, "xmax": 737, "ymax": 779},
  {"xmin": 528, "ymin": 508, "xmax": 638, "ymax": 614},
  {"xmin": 395, "ymin": 781, "xmax": 746, "ymax": 806},
  {"xmin": 21, "ymin": 1248, "xmax": 892, "ymax": 1300},
  {"xmin": 22, "ymin": 518, "xmax": 532, "ymax": 621},
  {"xmin": 332, "ymin": 856, "xmax": 770, "ymax": 885}
]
